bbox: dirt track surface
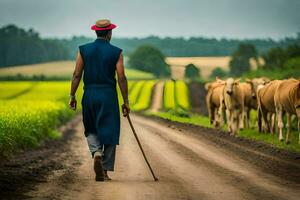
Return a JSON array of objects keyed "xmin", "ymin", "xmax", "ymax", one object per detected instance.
[
  {"xmin": 150, "ymin": 81, "xmax": 164, "ymax": 112},
  {"xmin": 1, "ymin": 114, "xmax": 300, "ymax": 200}
]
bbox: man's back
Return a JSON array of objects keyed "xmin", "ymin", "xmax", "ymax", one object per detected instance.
[{"xmin": 79, "ymin": 39, "xmax": 122, "ymax": 87}]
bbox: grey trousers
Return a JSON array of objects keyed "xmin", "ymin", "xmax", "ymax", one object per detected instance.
[{"xmin": 86, "ymin": 133, "xmax": 116, "ymax": 171}]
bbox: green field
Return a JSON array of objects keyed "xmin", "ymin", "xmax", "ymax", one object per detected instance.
[
  {"xmin": 163, "ymin": 80, "xmax": 190, "ymax": 110},
  {"xmin": 175, "ymin": 80, "xmax": 190, "ymax": 110},
  {"xmin": 0, "ymin": 61, "xmax": 155, "ymax": 80},
  {"xmin": 0, "ymin": 81, "xmax": 83, "ymax": 158},
  {"xmin": 132, "ymin": 80, "xmax": 156, "ymax": 111},
  {"xmin": 164, "ymin": 81, "xmax": 175, "ymax": 109}
]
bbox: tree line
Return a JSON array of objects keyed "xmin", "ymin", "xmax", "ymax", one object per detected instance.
[
  {"xmin": 63, "ymin": 34, "xmax": 300, "ymax": 59},
  {"xmin": 223, "ymin": 41, "xmax": 300, "ymax": 78},
  {"xmin": 0, "ymin": 25, "xmax": 69, "ymax": 68},
  {"xmin": 1, "ymin": 24, "xmax": 300, "ymax": 70}
]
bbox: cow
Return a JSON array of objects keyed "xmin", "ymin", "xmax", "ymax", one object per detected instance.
[
  {"xmin": 241, "ymin": 77, "xmax": 270, "ymax": 128},
  {"xmin": 274, "ymin": 79, "xmax": 300, "ymax": 144},
  {"xmin": 239, "ymin": 82, "xmax": 254, "ymax": 128},
  {"xmin": 205, "ymin": 78, "xmax": 225, "ymax": 128},
  {"xmin": 220, "ymin": 78, "xmax": 244, "ymax": 135},
  {"xmin": 247, "ymin": 77, "xmax": 270, "ymax": 102},
  {"xmin": 257, "ymin": 80, "xmax": 282, "ymax": 134}
]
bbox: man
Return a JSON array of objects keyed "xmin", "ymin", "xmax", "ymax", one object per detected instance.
[{"xmin": 69, "ymin": 19, "xmax": 130, "ymax": 181}]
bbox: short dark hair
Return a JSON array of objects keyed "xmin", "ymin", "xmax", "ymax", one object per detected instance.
[{"xmin": 96, "ymin": 30, "xmax": 111, "ymax": 38}]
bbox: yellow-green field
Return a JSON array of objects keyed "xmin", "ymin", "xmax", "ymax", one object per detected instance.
[
  {"xmin": 0, "ymin": 61, "xmax": 155, "ymax": 80},
  {"xmin": 0, "ymin": 81, "xmax": 83, "ymax": 157}
]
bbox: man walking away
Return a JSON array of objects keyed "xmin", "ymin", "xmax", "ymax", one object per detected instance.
[{"xmin": 69, "ymin": 19, "xmax": 130, "ymax": 181}]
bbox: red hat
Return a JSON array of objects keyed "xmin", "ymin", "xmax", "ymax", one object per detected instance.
[{"xmin": 91, "ymin": 19, "xmax": 117, "ymax": 31}]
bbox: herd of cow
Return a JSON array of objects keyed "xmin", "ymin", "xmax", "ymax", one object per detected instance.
[{"xmin": 205, "ymin": 77, "xmax": 300, "ymax": 144}]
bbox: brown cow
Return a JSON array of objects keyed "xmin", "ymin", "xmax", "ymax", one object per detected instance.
[
  {"xmin": 257, "ymin": 80, "xmax": 282, "ymax": 133},
  {"xmin": 241, "ymin": 78, "xmax": 270, "ymax": 128},
  {"xmin": 206, "ymin": 78, "xmax": 225, "ymax": 128},
  {"xmin": 247, "ymin": 77, "xmax": 270, "ymax": 102},
  {"xmin": 240, "ymin": 82, "xmax": 253, "ymax": 128},
  {"xmin": 220, "ymin": 78, "xmax": 244, "ymax": 135},
  {"xmin": 274, "ymin": 79, "xmax": 300, "ymax": 144}
]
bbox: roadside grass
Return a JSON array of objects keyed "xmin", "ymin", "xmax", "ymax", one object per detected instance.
[
  {"xmin": 239, "ymin": 128, "xmax": 300, "ymax": 153},
  {"xmin": 145, "ymin": 111, "xmax": 211, "ymax": 128}
]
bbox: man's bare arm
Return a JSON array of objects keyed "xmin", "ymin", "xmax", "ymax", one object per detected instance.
[
  {"xmin": 116, "ymin": 53, "xmax": 129, "ymax": 105},
  {"xmin": 70, "ymin": 51, "xmax": 84, "ymax": 97}
]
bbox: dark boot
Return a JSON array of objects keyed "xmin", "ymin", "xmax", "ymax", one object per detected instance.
[
  {"xmin": 104, "ymin": 170, "xmax": 112, "ymax": 181},
  {"xmin": 94, "ymin": 154, "xmax": 104, "ymax": 181}
]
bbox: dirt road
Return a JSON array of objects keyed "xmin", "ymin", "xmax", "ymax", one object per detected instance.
[{"xmin": 1, "ymin": 114, "xmax": 300, "ymax": 200}]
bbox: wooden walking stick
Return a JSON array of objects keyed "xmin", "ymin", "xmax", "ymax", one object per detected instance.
[{"xmin": 126, "ymin": 114, "xmax": 159, "ymax": 181}]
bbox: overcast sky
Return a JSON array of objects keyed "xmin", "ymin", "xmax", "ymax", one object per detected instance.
[{"xmin": 0, "ymin": 0, "xmax": 299, "ymax": 39}]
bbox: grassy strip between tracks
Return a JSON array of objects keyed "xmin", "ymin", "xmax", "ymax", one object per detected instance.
[{"xmin": 145, "ymin": 111, "xmax": 300, "ymax": 154}]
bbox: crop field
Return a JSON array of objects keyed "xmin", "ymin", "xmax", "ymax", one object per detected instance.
[
  {"xmin": 175, "ymin": 80, "xmax": 190, "ymax": 110},
  {"xmin": 163, "ymin": 80, "xmax": 190, "ymax": 110},
  {"xmin": 132, "ymin": 80, "xmax": 156, "ymax": 111},
  {"xmin": 0, "ymin": 61, "xmax": 155, "ymax": 80},
  {"xmin": 0, "ymin": 81, "xmax": 83, "ymax": 158},
  {"xmin": 0, "ymin": 82, "xmax": 35, "ymax": 99},
  {"xmin": 128, "ymin": 81, "xmax": 145, "ymax": 105},
  {"xmin": 163, "ymin": 81, "xmax": 175, "ymax": 110}
]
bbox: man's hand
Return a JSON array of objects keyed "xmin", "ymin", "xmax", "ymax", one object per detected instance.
[
  {"xmin": 69, "ymin": 97, "xmax": 77, "ymax": 111},
  {"xmin": 122, "ymin": 103, "xmax": 130, "ymax": 117}
]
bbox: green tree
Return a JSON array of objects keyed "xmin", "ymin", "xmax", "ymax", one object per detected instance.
[
  {"xmin": 262, "ymin": 44, "xmax": 300, "ymax": 69},
  {"xmin": 128, "ymin": 45, "xmax": 170, "ymax": 77},
  {"xmin": 210, "ymin": 67, "xmax": 227, "ymax": 78},
  {"xmin": 262, "ymin": 47, "xmax": 287, "ymax": 69},
  {"xmin": 229, "ymin": 43, "xmax": 257, "ymax": 76},
  {"xmin": 282, "ymin": 57, "xmax": 300, "ymax": 78},
  {"xmin": 283, "ymin": 57, "xmax": 300, "ymax": 70},
  {"xmin": 0, "ymin": 24, "xmax": 69, "ymax": 67},
  {"xmin": 184, "ymin": 63, "xmax": 200, "ymax": 79}
]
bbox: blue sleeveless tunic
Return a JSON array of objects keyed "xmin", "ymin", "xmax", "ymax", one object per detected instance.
[{"xmin": 79, "ymin": 38, "xmax": 122, "ymax": 145}]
